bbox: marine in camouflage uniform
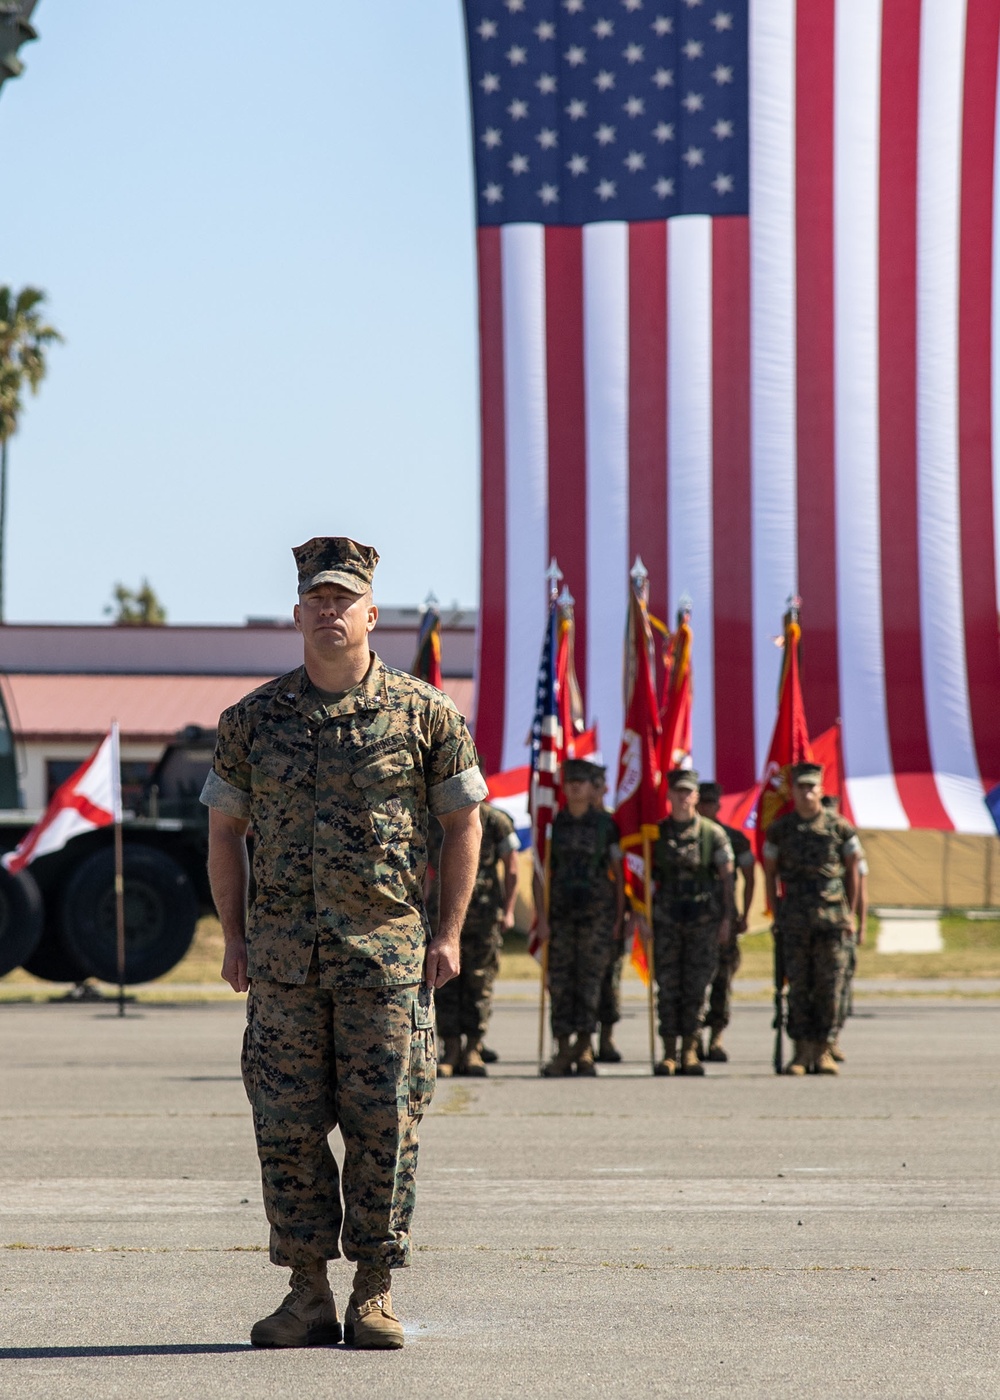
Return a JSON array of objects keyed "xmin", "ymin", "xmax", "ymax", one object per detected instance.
[
  {"xmin": 202, "ymin": 537, "xmax": 486, "ymax": 1350},
  {"xmin": 698, "ymin": 781, "xmax": 758, "ymax": 1062},
  {"xmin": 593, "ymin": 774, "xmax": 627, "ymax": 1063},
  {"xmin": 539, "ymin": 758, "xmax": 624, "ymax": 1077},
  {"xmin": 648, "ymin": 770, "xmax": 735, "ymax": 1077},
  {"xmin": 763, "ymin": 763, "xmax": 861, "ymax": 1076},
  {"xmin": 426, "ymin": 800, "xmax": 520, "ymax": 1075}
]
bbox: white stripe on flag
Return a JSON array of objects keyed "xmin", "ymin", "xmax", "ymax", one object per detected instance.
[
  {"xmin": 916, "ymin": 0, "xmax": 986, "ymax": 830},
  {"xmin": 833, "ymin": 0, "xmax": 908, "ymax": 829},
  {"xmin": 583, "ymin": 221, "xmax": 629, "ymax": 761},
  {"xmin": 750, "ymin": 0, "xmax": 798, "ymax": 772},
  {"xmin": 667, "ymin": 215, "xmax": 715, "ymax": 779},
  {"xmin": 501, "ymin": 224, "xmax": 549, "ymax": 770}
]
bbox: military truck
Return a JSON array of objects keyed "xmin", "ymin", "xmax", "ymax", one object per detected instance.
[{"xmin": 0, "ymin": 710, "xmax": 217, "ymax": 985}]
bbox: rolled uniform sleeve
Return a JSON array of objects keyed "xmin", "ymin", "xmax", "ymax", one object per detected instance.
[
  {"xmin": 842, "ymin": 834, "xmax": 862, "ymax": 860},
  {"xmin": 425, "ymin": 700, "xmax": 488, "ymax": 814},
  {"xmin": 200, "ymin": 705, "xmax": 252, "ymax": 820},
  {"xmin": 500, "ymin": 830, "xmax": 521, "ymax": 856},
  {"xmin": 762, "ymin": 838, "xmax": 779, "ymax": 862}
]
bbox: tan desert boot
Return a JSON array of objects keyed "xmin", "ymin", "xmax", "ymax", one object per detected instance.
[
  {"xmin": 436, "ymin": 1036, "xmax": 462, "ymax": 1079},
  {"xmin": 344, "ymin": 1265, "xmax": 404, "ymax": 1350},
  {"xmin": 653, "ymin": 1039, "xmax": 678, "ymax": 1076},
  {"xmin": 573, "ymin": 1034, "xmax": 598, "ymax": 1076},
  {"xmin": 785, "ymin": 1041, "xmax": 813, "ymax": 1076},
  {"xmin": 706, "ymin": 1031, "xmax": 728, "ymax": 1063},
  {"xmin": 250, "ymin": 1261, "xmax": 341, "ymax": 1348},
  {"xmin": 680, "ymin": 1034, "xmax": 705, "ymax": 1075},
  {"xmin": 540, "ymin": 1035, "xmax": 576, "ymax": 1077},
  {"xmin": 597, "ymin": 1024, "xmax": 622, "ymax": 1063},
  {"xmin": 815, "ymin": 1044, "xmax": 840, "ymax": 1075},
  {"xmin": 461, "ymin": 1041, "xmax": 488, "ymax": 1077},
  {"xmin": 829, "ymin": 1037, "xmax": 846, "ymax": 1063}
]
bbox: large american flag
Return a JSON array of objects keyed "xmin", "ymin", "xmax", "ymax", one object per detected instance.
[{"xmin": 465, "ymin": 0, "xmax": 1000, "ymax": 836}]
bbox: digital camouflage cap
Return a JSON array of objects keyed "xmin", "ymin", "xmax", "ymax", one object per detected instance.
[
  {"xmin": 667, "ymin": 768, "xmax": 699, "ymax": 791},
  {"xmin": 790, "ymin": 761, "xmax": 823, "ymax": 785},
  {"xmin": 563, "ymin": 757, "xmax": 605, "ymax": 783},
  {"xmin": 698, "ymin": 780, "xmax": 723, "ymax": 802},
  {"xmin": 293, "ymin": 537, "xmax": 379, "ymax": 596}
]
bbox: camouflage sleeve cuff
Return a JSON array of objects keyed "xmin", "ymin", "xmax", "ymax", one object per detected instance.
[
  {"xmin": 842, "ymin": 835, "xmax": 862, "ymax": 858},
  {"xmin": 858, "ymin": 858, "xmax": 869, "ymax": 876},
  {"xmin": 200, "ymin": 770, "xmax": 251, "ymax": 820},
  {"xmin": 428, "ymin": 766, "xmax": 489, "ymax": 815},
  {"xmin": 737, "ymin": 850, "xmax": 756, "ymax": 869},
  {"xmin": 715, "ymin": 843, "xmax": 734, "ymax": 867},
  {"xmin": 762, "ymin": 839, "xmax": 779, "ymax": 861},
  {"xmin": 500, "ymin": 831, "xmax": 521, "ymax": 855}
]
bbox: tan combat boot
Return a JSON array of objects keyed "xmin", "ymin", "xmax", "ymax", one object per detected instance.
[
  {"xmin": 815, "ymin": 1043, "xmax": 840, "ymax": 1075},
  {"xmin": 705, "ymin": 1030, "xmax": 728, "ymax": 1063},
  {"xmin": 785, "ymin": 1041, "xmax": 814, "ymax": 1076},
  {"xmin": 680, "ymin": 1034, "xmax": 705, "ymax": 1076},
  {"xmin": 461, "ymin": 1040, "xmax": 488, "ymax": 1077},
  {"xmin": 540, "ymin": 1035, "xmax": 575, "ymax": 1077},
  {"xmin": 829, "ymin": 1036, "xmax": 846, "ymax": 1063},
  {"xmin": 597, "ymin": 1024, "xmax": 622, "ymax": 1063},
  {"xmin": 344, "ymin": 1264, "xmax": 404, "ymax": 1350},
  {"xmin": 436, "ymin": 1036, "xmax": 462, "ymax": 1078},
  {"xmin": 250, "ymin": 1260, "xmax": 341, "ymax": 1348},
  {"xmin": 653, "ymin": 1039, "xmax": 678, "ymax": 1076},
  {"xmin": 572, "ymin": 1033, "xmax": 597, "ymax": 1077}
]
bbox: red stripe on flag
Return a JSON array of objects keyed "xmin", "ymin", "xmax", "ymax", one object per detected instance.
[
  {"xmin": 958, "ymin": 0, "xmax": 1000, "ymax": 788},
  {"xmin": 877, "ymin": 0, "xmax": 951, "ymax": 829},
  {"xmin": 795, "ymin": 0, "xmax": 841, "ymax": 736},
  {"xmin": 544, "ymin": 227, "xmax": 588, "ymax": 683},
  {"xmin": 711, "ymin": 217, "xmax": 755, "ymax": 793},
  {"xmin": 627, "ymin": 221, "xmax": 668, "ymax": 625},
  {"xmin": 473, "ymin": 227, "xmax": 507, "ymax": 773}
]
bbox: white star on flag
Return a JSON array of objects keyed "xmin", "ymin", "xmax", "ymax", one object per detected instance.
[{"xmin": 596, "ymin": 178, "xmax": 618, "ymax": 200}]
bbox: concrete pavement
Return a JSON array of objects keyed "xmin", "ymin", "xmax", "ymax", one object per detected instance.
[{"xmin": 0, "ymin": 992, "xmax": 997, "ymax": 1398}]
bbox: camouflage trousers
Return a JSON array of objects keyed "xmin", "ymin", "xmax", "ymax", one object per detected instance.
[
  {"xmin": 834, "ymin": 933, "xmax": 857, "ymax": 1035},
  {"xmin": 435, "ymin": 909, "xmax": 502, "ymax": 1041},
  {"xmin": 652, "ymin": 914, "xmax": 720, "ymax": 1043},
  {"xmin": 780, "ymin": 918, "xmax": 850, "ymax": 1044},
  {"xmin": 547, "ymin": 906, "xmax": 613, "ymax": 1040},
  {"xmin": 241, "ymin": 960, "xmax": 435, "ymax": 1272},
  {"xmin": 705, "ymin": 937, "xmax": 742, "ymax": 1033},
  {"xmin": 597, "ymin": 936, "xmax": 626, "ymax": 1026}
]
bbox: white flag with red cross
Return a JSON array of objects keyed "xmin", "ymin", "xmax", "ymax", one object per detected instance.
[{"xmin": 2, "ymin": 726, "xmax": 121, "ymax": 874}]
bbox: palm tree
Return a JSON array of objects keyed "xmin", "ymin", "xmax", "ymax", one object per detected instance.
[{"xmin": 0, "ymin": 286, "xmax": 62, "ymax": 621}]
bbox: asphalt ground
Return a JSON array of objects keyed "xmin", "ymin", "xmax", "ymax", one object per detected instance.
[{"xmin": 0, "ymin": 990, "xmax": 997, "ymax": 1399}]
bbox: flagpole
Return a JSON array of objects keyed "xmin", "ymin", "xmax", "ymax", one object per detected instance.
[
  {"xmin": 642, "ymin": 830, "xmax": 656, "ymax": 1069},
  {"xmin": 110, "ymin": 720, "xmax": 126, "ymax": 1018}
]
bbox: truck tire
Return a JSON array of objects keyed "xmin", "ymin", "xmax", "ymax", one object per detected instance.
[
  {"xmin": 0, "ymin": 865, "xmax": 44, "ymax": 977},
  {"xmin": 60, "ymin": 845, "xmax": 199, "ymax": 984},
  {"xmin": 21, "ymin": 922, "xmax": 90, "ymax": 983}
]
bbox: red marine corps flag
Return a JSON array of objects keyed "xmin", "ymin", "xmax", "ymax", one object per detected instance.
[
  {"xmin": 614, "ymin": 560, "xmax": 663, "ymax": 993},
  {"xmin": 752, "ymin": 601, "xmax": 814, "ymax": 854}
]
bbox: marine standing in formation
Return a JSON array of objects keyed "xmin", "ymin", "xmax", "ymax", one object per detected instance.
[
  {"xmin": 536, "ymin": 758, "xmax": 624, "ymax": 1077},
  {"xmin": 427, "ymin": 798, "xmax": 520, "ymax": 1078},
  {"xmin": 696, "ymin": 780, "xmax": 757, "ymax": 1063},
  {"xmin": 203, "ymin": 537, "xmax": 486, "ymax": 1350},
  {"xmin": 763, "ymin": 763, "xmax": 861, "ymax": 1076},
  {"xmin": 645, "ymin": 770, "xmax": 735, "ymax": 1077}
]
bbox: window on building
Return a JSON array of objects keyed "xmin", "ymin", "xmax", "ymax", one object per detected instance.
[{"xmin": 46, "ymin": 759, "xmax": 155, "ymax": 809}]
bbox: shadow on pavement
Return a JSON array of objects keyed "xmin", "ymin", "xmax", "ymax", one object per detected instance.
[{"xmin": 0, "ymin": 1344, "xmax": 252, "ymax": 1358}]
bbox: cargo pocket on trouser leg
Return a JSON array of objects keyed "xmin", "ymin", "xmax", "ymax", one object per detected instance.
[
  {"xmin": 408, "ymin": 984, "xmax": 437, "ymax": 1116},
  {"xmin": 241, "ymin": 988, "xmax": 258, "ymax": 1103}
]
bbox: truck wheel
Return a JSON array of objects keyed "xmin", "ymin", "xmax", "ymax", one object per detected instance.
[
  {"xmin": 21, "ymin": 923, "xmax": 90, "ymax": 983},
  {"xmin": 60, "ymin": 845, "xmax": 199, "ymax": 984},
  {"xmin": 0, "ymin": 865, "xmax": 44, "ymax": 977}
]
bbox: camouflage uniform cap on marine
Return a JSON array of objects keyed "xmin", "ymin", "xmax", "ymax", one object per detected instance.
[
  {"xmin": 201, "ymin": 653, "xmax": 487, "ymax": 987},
  {"xmin": 293, "ymin": 537, "xmax": 379, "ymax": 596},
  {"xmin": 563, "ymin": 757, "xmax": 606, "ymax": 783},
  {"xmin": 698, "ymin": 781, "xmax": 723, "ymax": 802},
  {"xmin": 790, "ymin": 761, "xmax": 824, "ymax": 785},
  {"xmin": 667, "ymin": 768, "xmax": 700, "ymax": 791}
]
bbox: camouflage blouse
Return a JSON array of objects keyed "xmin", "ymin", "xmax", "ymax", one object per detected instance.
[{"xmin": 201, "ymin": 653, "xmax": 486, "ymax": 988}]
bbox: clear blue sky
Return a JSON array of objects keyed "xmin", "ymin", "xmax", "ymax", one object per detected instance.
[{"xmin": 3, "ymin": 1, "xmax": 480, "ymax": 624}]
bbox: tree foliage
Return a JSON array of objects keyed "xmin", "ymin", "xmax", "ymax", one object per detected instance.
[
  {"xmin": 0, "ymin": 286, "xmax": 62, "ymax": 443},
  {"xmin": 106, "ymin": 580, "xmax": 168, "ymax": 626}
]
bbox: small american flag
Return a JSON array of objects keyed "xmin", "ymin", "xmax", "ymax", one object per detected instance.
[{"xmin": 528, "ymin": 592, "xmax": 562, "ymax": 886}]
